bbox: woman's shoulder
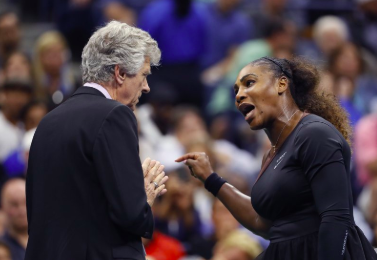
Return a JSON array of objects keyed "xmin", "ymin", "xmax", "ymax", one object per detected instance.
[{"xmin": 294, "ymin": 114, "xmax": 346, "ymax": 145}]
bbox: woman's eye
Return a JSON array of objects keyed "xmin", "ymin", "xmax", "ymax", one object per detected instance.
[{"xmin": 246, "ymin": 80, "xmax": 255, "ymax": 86}]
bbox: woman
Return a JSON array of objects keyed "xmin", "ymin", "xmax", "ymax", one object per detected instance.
[
  {"xmin": 176, "ymin": 57, "xmax": 377, "ymax": 260},
  {"xmin": 33, "ymin": 31, "xmax": 78, "ymax": 109}
]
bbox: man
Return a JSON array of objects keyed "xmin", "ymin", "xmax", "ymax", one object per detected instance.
[
  {"xmin": 1, "ymin": 179, "xmax": 28, "ymax": 260},
  {"xmin": 25, "ymin": 21, "xmax": 166, "ymax": 260}
]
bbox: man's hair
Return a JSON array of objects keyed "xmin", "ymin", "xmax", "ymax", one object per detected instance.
[{"xmin": 81, "ymin": 21, "xmax": 161, "ymax": 83}]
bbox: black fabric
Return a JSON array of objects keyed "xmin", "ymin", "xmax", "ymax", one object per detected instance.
[
  {"xmin": 252, "ymin": 114, "xmax": 377, "ymax": 260},
  {"xmin": 204, "ymin": 172, "xmax": 227, "ymax": 197},
  {"xmin": 25, "ymin": 87, "xmax": 153, "ymax": 260}
]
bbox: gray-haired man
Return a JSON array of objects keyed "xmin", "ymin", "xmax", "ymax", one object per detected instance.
[{"xmin": 25, "ymin": 21, "xmax": 167, "ymax": 260}]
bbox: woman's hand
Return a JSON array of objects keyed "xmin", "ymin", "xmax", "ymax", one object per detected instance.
[
  {"xmin": 142, "ymin": 158, "xmax": 168, "ymax": 207},
  {"xmin": 175, "ymin": 152, "xmax": 214, "ymax": 183}
]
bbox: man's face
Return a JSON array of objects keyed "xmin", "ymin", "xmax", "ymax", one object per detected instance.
[
  {"xmin": 118, "ymin": 58, "xmax": 151, "ymax": 111},
  {"xmin": 1, "ymin": 180, "xmax": 28, "ymax": 232}
]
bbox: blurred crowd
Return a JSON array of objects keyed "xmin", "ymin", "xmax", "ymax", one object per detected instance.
[{"xmin": 0, "ymin": 0, "xmax": 377, "ymax": 259}]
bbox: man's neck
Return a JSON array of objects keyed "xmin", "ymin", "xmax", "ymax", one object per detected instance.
[{"xmin": 8, "ymin": 226, "xmax": 28, "ymax": 249}]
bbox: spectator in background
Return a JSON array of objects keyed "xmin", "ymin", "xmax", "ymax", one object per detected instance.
[
  {"xmin": 139, "ymin": 0, "xmax": 207, "ymax": 107},
  {"xmin": 20, "ymin": 101, "xmax": 48, "ymax": 131},
  {"xmin": 0, "ymin": 52, "xmax": 34, "ymax": 86},
  {"xmin": 0, "ymin": 241, "xmax": 11, "ymax": 260},
  {"xmin": 207, "ymin": 18, "xmax": 296, "ymax": 115},
  {"xmin": 0, "ymin": 11, "xmax": 20, "ymax": 67},
  {"xmin": 0, "ymin": 81, "xmax": 32, "ymax": 163},
  {"xmin": 2, "ymin": 100, "xmax": 46, "ymax": 178},
  {"xmin": 200, "ymin": 0, "xmax": 251, "ymax": 82},
  {"xmin": 101, "ymin": 0, "xmax": 154, "ymax": 20},
  {"xmin": 153, "ymin": 106, "xmax": 258, "ymax": 178},
  {"xmin": 33, "ymin": 31, "xmax": 78, "ymax": 109},
  {"xmin": 312, "ymin": 15, "xmax": 377, "ymax": 72},
  {"xmin": 354, "ymin": 114, "xmax": 377, "ymax": 228},
  {"xmin": 328, "ymin": 42, "xmax": 377, "ymax": 117},
  {"xmin": 1, "ymin": 179, "xmax": 27, "ymax": 260},
  {"xmin": 211, "ymin": 230, "xmax": 262, "ymax": 260},
  {"xmin": 312, "ymin": 16, "xmax": 349, "ymax": 59},
  {"xmin": 153, "ymin": 168, "xmax": 202, "ymax": 247},
  {"xmin": 349, "ymin": 0, "xmax": 377, "ymax": 57},
  {"xmin": 247, "ymin": 0, "xmax": 305, "ymax": 38},
  {"xmin": 40, "ymin": 0, "xmax": 104, "ymax": 61},
  {"xmin": 189, "ymin": 199, "xmax": 244, "ymax": 259}
]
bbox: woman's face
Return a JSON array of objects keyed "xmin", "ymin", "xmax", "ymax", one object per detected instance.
[
  {"xmin": 40, "ymin": 43, "xmax": 65, "ymax": 76},
  {"xmin": 234, "ymin": 64, "xmax": 280, "ymax": 130},
  {"xmin": 334, "ymin": 45, "xmax": 361, "ymax": 79},
  {"xmin": 5, "ymin": 53, "xmax": 31, "ymax": 80}
]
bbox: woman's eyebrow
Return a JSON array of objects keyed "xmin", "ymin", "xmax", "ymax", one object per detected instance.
[{"xmin": 240, "ymin": 73, "xmax": 258, "ymax": 83}]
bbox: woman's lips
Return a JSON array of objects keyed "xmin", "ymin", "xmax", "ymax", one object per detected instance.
[{"xmin": 245, "ymin": 109, "xmax": 255, "ymax": 123}]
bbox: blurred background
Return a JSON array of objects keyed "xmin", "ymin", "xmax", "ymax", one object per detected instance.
[{"xmin": 0, "ymin": 0, "xmax": 377, "ymax": 259}]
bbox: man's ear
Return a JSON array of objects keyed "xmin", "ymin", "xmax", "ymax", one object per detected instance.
[
  {"xmin": 114, "ymin": 65, "xmax": 126, "ymax": 85},
  {"xmin": 277, "ymin": 76, "xmax": 289, "ymax": 95}
]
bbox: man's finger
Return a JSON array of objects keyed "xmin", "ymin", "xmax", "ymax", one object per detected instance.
[
  {"xmin": 154, "ymin": 174, "xmax": 168, "ymax": 186},
  {"xmin": 147, "ymin": 162, "xmax": 161, "ymax": 182},
  {"xmin": 158, "ymin": 189, "xmax": 167, "ymax": 196},
  {"xmin": 155, "ymin": 184, "xmax": 165, "ymax": 195},
  {"xmin": 142, "ymin": 158, "xmax": 151, "ymax": 177}
]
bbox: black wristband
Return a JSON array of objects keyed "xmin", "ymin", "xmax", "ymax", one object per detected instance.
[{"xmin": 204, "ymin": 172, "xmax": 227, "ymax": 197}]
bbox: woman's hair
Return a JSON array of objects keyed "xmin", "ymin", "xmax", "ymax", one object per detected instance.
[
  {"xmin": 250, "ymin": 57, "xmax": 352, "ymax": 146},
  {"xmin": 81, "ymin": 21, "xmax": 161, "ymax": 84}
]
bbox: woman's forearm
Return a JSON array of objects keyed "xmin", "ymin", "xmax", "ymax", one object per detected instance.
[{"xmin": 216, "ymin": 183, "xmax": 270, "ymax": 238}]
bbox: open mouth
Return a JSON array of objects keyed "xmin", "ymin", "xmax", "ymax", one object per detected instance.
[{"xmin": 238, "ymin": 103, "xmax": 255, "ymax": 117}]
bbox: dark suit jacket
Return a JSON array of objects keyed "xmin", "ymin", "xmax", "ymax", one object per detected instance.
[{"xmin": 25, "ymin": 87, "xmax": 154, "ymax": 260}]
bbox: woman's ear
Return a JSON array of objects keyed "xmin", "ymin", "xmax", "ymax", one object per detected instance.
[{"xmin": 277, "ymin": 76, "xmax": 289, "ymax": 95}]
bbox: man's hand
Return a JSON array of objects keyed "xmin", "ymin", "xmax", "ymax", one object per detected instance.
[{"xmin": 142, "ymin": 158, "xmax": 168, "ymax": 207}]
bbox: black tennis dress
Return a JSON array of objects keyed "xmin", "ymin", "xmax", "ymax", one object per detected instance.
[{"xmin": 253, "ymin": 114, "xmax": 377, "ymax": 260}]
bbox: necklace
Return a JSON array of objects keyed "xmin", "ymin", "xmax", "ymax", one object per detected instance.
[{"xmin": 271, "ymin": 110, "xmax": 299, "ymax": 154}]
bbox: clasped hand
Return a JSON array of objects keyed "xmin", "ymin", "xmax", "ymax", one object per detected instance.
[{"xmin": 142, "ymin": 158, "xmax": 168, "ymax": 207}]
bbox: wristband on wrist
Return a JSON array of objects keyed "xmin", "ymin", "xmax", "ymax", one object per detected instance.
[{"xmin": 204, "ymin": 172, "xmax": 227, "ymax": 197}]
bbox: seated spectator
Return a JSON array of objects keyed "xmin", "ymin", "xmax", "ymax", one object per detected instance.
[
  {"xmin": 328, "ymin": 42, "xmax": 377, "ymax": 116},
  {"xmin": 0, "ymin": 11, "xmax": 20, "ymax": 67},
  {"xmin": 153, "ymin": 167, "xmax": 204, "ymax": 252},
  {"xmin": 153, "ymin": 106, "xmax": 259, "ymax": 178},
  {"xmin": 20, "ymin": 100, "xmax": 48, "ymax": 131},
  {"xmin": 200, "ymin": 0, "xmax": 251, "ymax": 84},
  {"xmin": 0, "ymin": 52, "xmax": 33, "ymax": 86},
  {"xmin": 247, "ymin": 0, "xmax": 305, "ymax": 38},
  {"xmin": 348, "ymin": 0, "xmax": 377, "ymax": 58},
  {"xmin": 188, "ymin": 199, "xmax": 243, "ymax": 259},
  {"xmin": 33, "ymin": 31, "xmax": 79, "ymax": 109},
  {"xmin": 312, "ymin": 15, "xmax": 377, "ymax": 72},
  {"xmin": 312, "ymin": 16, "xmax": 349, "ymax": 59},
  {"xmin": 211, "ymin": 230, "xmax": 262, "ymax": 260},
  {"xmin": 1, "ymin": 179, "xmax": 27, "ymax": 260},
  {"xmin": 0, "ymin": 80, "xmax": 33, "ymax": 163},
  {"xmin": 0, "ymin": 241, "xmax": 11, "ymax": 260},
  {"xmin": 143, "ymin": 231, "xmax": 186, "ymax": 260},
  {"xmin": 39, "ymin": 0, "xmax": 104, "ymax": 61}
]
